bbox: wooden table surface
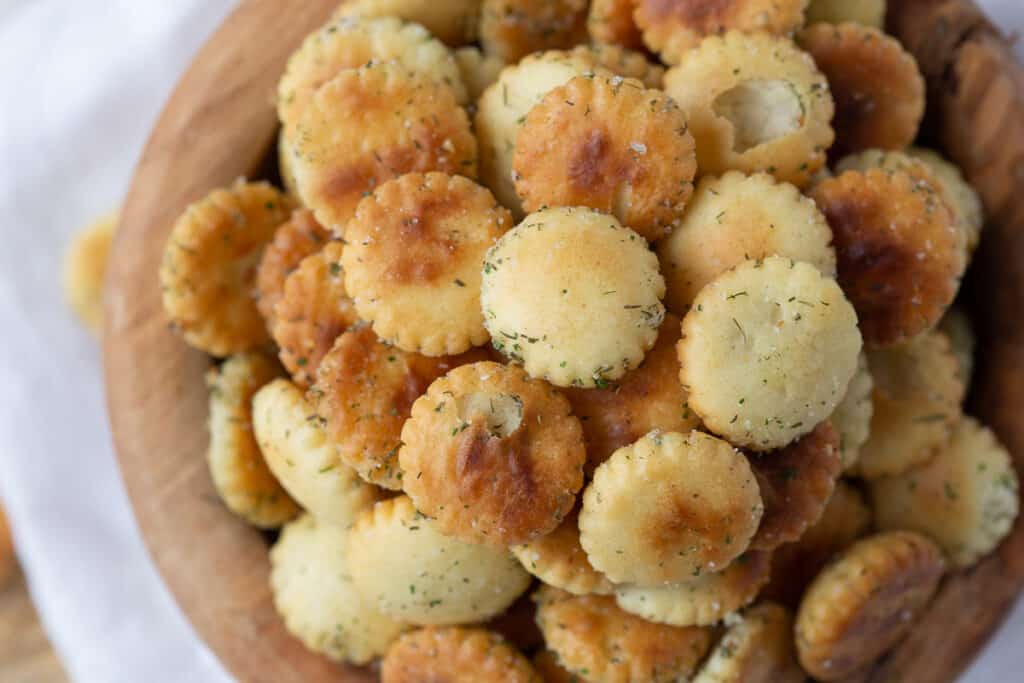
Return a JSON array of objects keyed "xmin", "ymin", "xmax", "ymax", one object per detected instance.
[{"xmin": 0, "ymin": 573, "xmax": 67, "ymax": 683}]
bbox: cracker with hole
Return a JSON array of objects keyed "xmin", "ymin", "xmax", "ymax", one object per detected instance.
[
  {"xmin": 253, "ymin": 379, "xmax": 381, "ymax": 527},
  {"xmin": 342, "ymin": 172, "xmax": 511, "ymax": 356},
  {"xmin": 288, "ymin": 61, "xmax": 476, "ymax": 234},
  {"xmin": 795, "ymin": 531, "xmax": 945, "ymax": 681},
  {"xmin": 615, "ymin": 550, "xmax": 772, "ymax": 627},
  {"xmin": 870, "ymin": 416, "xmax": 1020, "ymax": 569},
  {"xmin": 382, "ymin": 627, "xmax": 540, "ymax": 683},
  {"xmin": 580, "ymin": 431, "xmax": 763, "ymax": 585},
  {"xmin": 400, "ymin": 361, "xmax": 586, "ymax": 545},
  {"xmin": 513, "ymin": 74, "xmax": 696, "ymax": 243},
  {"xmin": 348, "ymin": 496, "xmax": 532, "ymax": 625},
  {"xmin": 678, "ymin": 257, "xmax": 861, "ymax": 451},
  {"xmin": 160, "ymin": 181, "xmax": 292, "ymax": 356},
  {"xmin": 271, "ymin": 241, "xmax": 358, "ymax": 387},
  {"xmin": 664, "ymin": 31, "xmax": 834, "ymax": 186},
  {"xmin": 656, "ymin": 171, "xmax": 836, "ymax": 312},
  {"xmin": 312, "ymin": 325, "xmax": 487, "ymax": 489},
  {"xmin": 481, "ymin": 207, "xmax": 665, "ymax": 388},
  {"xmin": 813, "ymin": 168, "xmax": 966, "ymax": 346}
]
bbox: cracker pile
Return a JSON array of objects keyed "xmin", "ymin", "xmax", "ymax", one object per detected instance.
[{"xmin": 159, "ymin": 1, "xmax": 1020, "ymax": 681}]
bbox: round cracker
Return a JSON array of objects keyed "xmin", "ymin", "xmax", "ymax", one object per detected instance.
[
  {"xmin": 857, "ymin": 330, "xmax": 965, "ymax": 479},
  {"xmin": 657, "ymin": 172, "xmax": 836, "ymax": 312},
  {"xmin": 382, "ymin": 627, "xmax": 540, "ymax": 683},
  {"xmin": 511, "ymin": 507, "xmax": 615, "ymax": 596},
  {"xmin": 481, "ymin": 207, "xmax": 665, "ymax": 388},
  {"xmin": 277, "ymin": 14, "xmax": 466, "ymax": 129},
  {"xmin": 908, "ymin": 147, "xmax": 984, "ymax": 253},
  {"xmin": 798, "ymin": 23, "xmax": 924, "ymax": 156},
  {"xmin": 693, "ymin": 603, "xmax": 804, "ymax": 683},
  {"xmin": 806, "ymin": 0, "xmax": 887, "ymax": 28},
  {"xmin": 749, "ymin": 421, "xmax": 842, "ymax": 551},
  {"xmin": 663, "ymin": 31, "xmax": 834, "ymax": 187},
  {"xmin": 206, "ymin": 352, "xmax": 298, "ymax": 528},
  {"xmin": 342, "ymin": 172, "xmax": 512, "ymax": 356},
  {"xmin": 571, "ymin": 44, "xmax": 666, "ymax": 89},
  {"xmin": 870, "ymin": 416, "xmax": 1020, "ymax": 568},
  {"xmin": 634, "ymin": 0, "xmax": 809, "ymax": 66},
  {"xmin": 348, "ymin": 496, "xmax": 531, "ymax": 625},
  {"xmin": 270, "ymin": 514, "xmax": 405, "ymax": 664},
  {"xmin": 400, "ymin": 361, "xmax": 586, "ymax": 545},
  {"xmin": 565, "ymin": 313, "xmax": 700, "ymax": 474},
  {"xmin": 333, "ymin": 0, "xmax": 481, "ymax": 46},
  {"xmin": 454, "ymin": 47, "xmax": 506, "ymax": 102},
  {"xmin": 160, "ymin": 181, "xmax": 292, "ymax": 356},
  {"xmin": 535, "ymin": 586, "xmax": 715, "ymax": 683},
  {"xmin": 252, "ymin": 378, "xmax": 381, "ymax": 527},
  {"xmin": 256, "ymin": 209, "xmax": 329, "ymax": 328},
  {"xmin": 479, "ymin": 0, "xmax": 589, "ymax": 63},
  {"xmin": 678, "ymin": 257, "xmax": 862, "ymax": 451},
  {"xmin": 513, "ymin": 74, "xmax": 697, "ymax": 243},
  {"xmin": 811, "ymin": 169, "xmax": 965, "ymax": 346},
  {"xmin": 615, "ymin": 551, "xmax": 772, "ymax": 627},
  {"xmin": 475, "ymin": 49, "xmax": 600, "ymax": 216},
  {"xmin": 795, "ymin": 531, "xmax": 945, "ymax": 680},
  {"xmin": 64, "ymin": 210, "xmax": 117, "ymax": 335},
  {"xmin": 762, "ymin": 481, "xmax": 873, "ymax": 608},
  {"xmin": 588, "ymin": 0, "xmax": 645, "ymax": 51},
  {"xmin": 829, "ymin": 352, "xmax": 874, "ymax": 471},
  {"xmin": 311, "ymin": 325, "xmax": 488, "ymax": 489},
  {"xmin": 580, "ymin": 431, "xmax": 763, "ymax": 586},
  {"xmin": 271, "ymin": 241, "xmax": 358, "ymax": 387},
  {"xmin": 288, "ymin": 61, "xmax": 476, "ymax": 234}
]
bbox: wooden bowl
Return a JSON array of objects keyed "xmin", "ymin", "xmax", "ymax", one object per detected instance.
[{"xmin": 104, "ymin": 1, "xmax": 1024, "ymax": 681}]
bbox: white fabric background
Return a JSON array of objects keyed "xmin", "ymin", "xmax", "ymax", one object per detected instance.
[{"xmin": 0, "ymin": 1, "xmax": 1021, "ymax": 681}]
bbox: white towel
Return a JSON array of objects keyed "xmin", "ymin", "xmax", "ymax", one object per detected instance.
[{"xmin": 0, "ymin": 1, "xmax": 1020, "ymax": 681}]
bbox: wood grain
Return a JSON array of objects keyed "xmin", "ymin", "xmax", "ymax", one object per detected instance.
[
  {"xmin": 103, "ymin": 1, "xmax": 1024, "ymax": 682},
  {"xmin": 104, "ymin": 1, "xmax": 372, "ymax": 681}
]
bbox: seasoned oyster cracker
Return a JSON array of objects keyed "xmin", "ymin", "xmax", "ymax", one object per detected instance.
[
  {"xmin": 252, "ymin": 379, "xmax": 380, "ymax": 527},
  {"xmin": 565, "ymin": 313, "xmax": 700, "ymax": 474},
  {"xmin": 271, "ymin": 241, "xmax": 358, "ymax": 387},
  {"xmin": 663, "ymin": 31, "xmax": 834, "ymax": 187},
  {"xmin": 160, "ymin": 181, "xmax": 291, "ymax": 356},
  {"xmin": 939, "ymin": 305, "xmax": 976, "ymax": 389},
  {"xmin": 454, "ymin": 47, "xmax": 505, "ymax": 102},
  {"xmin": 535, "ymin": 586, "xmax": 714, "ymax": 683},
  {"xmin": 871, "ymin": 416, "xmax": 1020, "ymax": 568},
  {"xmin": 475, "ymin": 49, "xmax": 601, "ymax": 216},
  {"xmin": 511, "ymin": 507, "xmax": 615, "ymax": 596},
  {"xmin": 588, "ymin": 0, "xmax": 644, "ymax": 51},
  {"xmin": 382, "ymin": 627, "xmax": 541, "ymax": 683},
  {"xmin": 256, "ymin": 209, "xmax": 329, "ymax": 328},
  {"xmin": 64, "ymin": 210, "xmax": 116, "ymax": 335},
  {"xmin": 513, "ymin": 74, "xmax": 697, "ymax": 243},
  {"xmin": 348, "ymin": 496, "xmax": 531, "ymax": 624},
  {"xmin": 479, "ymin": 0, "xmax": 589, "ymax": 63},
  {"xmin": 909, "ymin": 147, "xmax": 984, "ymax": 253},
  {"xmin": 277, "ymin": 15, "xmax": 466, "ymax": 128},
  {"xmin": 678, "ymin": 257, "xmax": 861, "ymax": 451},
  {"xmin": 795, "ymin": 531, "xmax": 945, "ymax": 680},
  {"xmin": 400, "ymin": 361, "xmax": 586, "ymax": 545},
  {"xmin": 312, "ymin": 325, "xmax": 487, "ymax": 489},
  {"xmin": 481, "ymin": 207, "xmax": 665, "ymax": 388},
  {"xmin": 763, "ymin": 481, "xmax": 873, "ymax": 607},
  {"xmin": 656, "ymin": 172, "xmax": 836, "ymax": 312},
  {"xmin": 206, "ymin": 352, "xmax": 298, "ymax": 528},
  {"xmin": 270, "ymin": 514, "xmax": 404, "ymax": 664},
  {"xmin": 573, "ymin": 44, "xmax": 665, "ymax": 88},
  {"xmin": 692, "ymin": 603, "xmax": 804, "ymax": 683},
  {"xmin": 288, "ymin": 62, "xmax": 476, "ymax": 234},
  {"xmin": 812, "ymin": 169, "xmax": 965, "ymax": 346},
  {"xmin": 829, "ymin": 352, "xmax": 874, "ymax": 471},
  {"xmin": 579, "ymin": 431, "xmax": 763, "ymax": 586},
  {"xmin": 342, "ymin": 172, "xmax": 512, "ymax": 356},
  {"xmin": 633, "ymin": 0, "xmax": 809, "ymax": 65},
  {"xmin": 799, "ymin": 23, "xmax": 924, "ymax": 155},
  {"xmin": 614, "ymin": 551, "xmax": 772, "ymax": 627},
  {"xmin": 806, "ymin": 0, "xmax": 886, "ymax": 28},
  {"xmin": 332, "ymin": 0, "xmax": 481, "ymax": 47},
  {"xmin": 749, "ymin": 422, "xmax": 842, "ymax": 552},
  {"xmin": 858, "ymin": 330, "xmax": 965, "ymax": 479}
]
